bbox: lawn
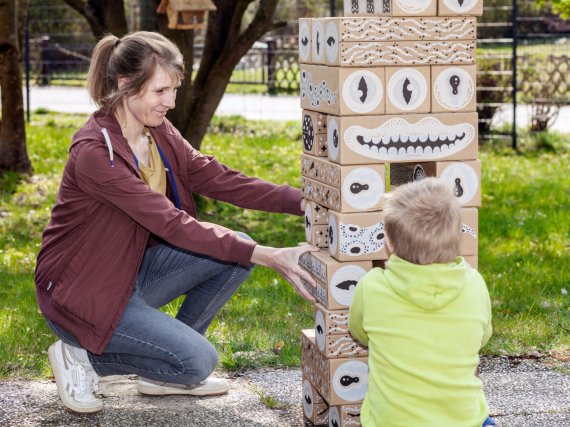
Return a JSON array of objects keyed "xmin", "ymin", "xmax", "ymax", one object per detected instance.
[{"xmin": 0, "ymin": 113, "xmax": 568, "ymax": 379}]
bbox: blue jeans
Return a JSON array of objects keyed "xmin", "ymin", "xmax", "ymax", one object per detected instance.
[{"xmin": 46, "ymin": 238, "xmax": 254, "ymax": 385}]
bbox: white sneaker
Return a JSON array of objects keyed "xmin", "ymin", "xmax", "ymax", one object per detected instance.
[
  {"xmin": 137, "ymin": 376, "xmax": 230, "ymax": 396},
  {"xmin": 48, "ymin": 340, "xmax": 103, "ymax": 413}
]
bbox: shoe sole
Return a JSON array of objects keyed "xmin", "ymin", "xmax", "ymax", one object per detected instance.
[
  {"xmin": 48, "ymin": 344, "xmax": 103, "ymax": 414},
  {"xmin": 137, "ymin": 383, "xmax": 229, "ymax": 397}
]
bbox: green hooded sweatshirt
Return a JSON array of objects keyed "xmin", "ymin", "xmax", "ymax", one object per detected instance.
[{"xmin": 349, "ymin": 255, "xmax": 492, "ymax": 427}]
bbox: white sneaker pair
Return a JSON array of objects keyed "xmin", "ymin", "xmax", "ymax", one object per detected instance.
[{"xmin": 48, "ymin": 340, "xmax": 102, "ymax": 413}]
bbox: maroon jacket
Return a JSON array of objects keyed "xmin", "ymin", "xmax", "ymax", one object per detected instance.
[{"xmin": 35, "ymin": 111, "xmax": 303, "ymax": 354}]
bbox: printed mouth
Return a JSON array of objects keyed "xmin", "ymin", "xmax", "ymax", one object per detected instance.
[{"xmin": 345, "ymin": 117, "xmax": 475, "ymax": 161}]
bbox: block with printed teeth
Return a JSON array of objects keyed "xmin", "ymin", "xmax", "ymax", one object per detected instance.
[
  {"xmin": 299, "ymin": 249, "xmax": 372, "ymax": 309},
  {"xmin": 460, "ymin": 207, "xmax": 478, "ymax": 255},
  {"xmin": 326, "ymin": 112, "xmax": 479, "ymax": 165},
  {"xmin": 302, "ymin": 329, "xmax": 369, "ymax": 406},
  {"xmin": 389, "ymin": 159, "xmax": 481, "ymax": 207},
  {"xmin": 431, "ymin": 65, "xmax": 477, "ymax": 113},
  {"xmin": 438, "ymin": 0, "xmax": 483, "ymax": 16},
  {"xmin": 328, "ymin": 211, "xmax": 388, "ymax": 262},
  {"xmin": 302, "ymin": 154, "xmax": 387, "ymax": 213},
  {"xmin": 300, "ymin": 64, "xmax": 385, "ymax": 116},
  {"xmin": 328, "ymin": 404, "xmax": 362, "ymax": 427},
  {"xmin": 302, "ymin": 377, "xmax": 329, "ymax": 425},
  {"xmin": 302, "ymin": 110, "xmax": 328, "ymax": 157}
]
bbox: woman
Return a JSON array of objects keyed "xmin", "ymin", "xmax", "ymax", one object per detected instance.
[{"xmin": 35, "ymin": 31, "xmax": 317, "ymax": 414}]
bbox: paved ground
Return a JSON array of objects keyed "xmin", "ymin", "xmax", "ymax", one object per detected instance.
[
  {"xmin": 26, "ymin": 86, "xmax": 570, "ymax": 133},
  {"xmin": 1, "ymin": 356, "xmax": 569, "ymax": 426}
]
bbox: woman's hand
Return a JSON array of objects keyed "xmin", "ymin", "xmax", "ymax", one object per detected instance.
[{"xmin": 251, "ymin": 244, "xmax": 319, "ymax": 302}]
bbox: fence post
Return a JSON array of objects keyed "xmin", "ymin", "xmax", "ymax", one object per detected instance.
[
  {"xmin": 24, "ymin": 16, "xmax": 30, "ymax": 122},
  {"xmin": 40, "ymin": 35, "xmax": 51, "ymax": 86},
  {"xmin": 267, "ymin": 38, "xmax": 277, "ymax": 94},
  {"xmin": 511, "ymin": 0, "xmax": 518, "ymax": 150}
]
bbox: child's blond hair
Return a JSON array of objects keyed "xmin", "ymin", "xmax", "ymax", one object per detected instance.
[{"xmin": 384, "ymin": 177, "xmax": 461, "ymax": 265}]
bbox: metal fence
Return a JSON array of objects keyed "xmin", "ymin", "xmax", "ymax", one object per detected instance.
[{"xmin": 25, "ymin": 2, "xmax": 570, "ymax": 147}]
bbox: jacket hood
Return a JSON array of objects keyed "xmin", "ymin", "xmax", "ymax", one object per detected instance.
[{"xmin": 384, "ymin": 255, "xmax": 469, "ymax": 311}]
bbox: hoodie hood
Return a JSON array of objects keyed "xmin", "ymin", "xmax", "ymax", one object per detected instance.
[{"xmin": 384, "ymin": 255, "xmax": 469, "ymax": 311}]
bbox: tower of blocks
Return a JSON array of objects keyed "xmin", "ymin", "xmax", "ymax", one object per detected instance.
[{"xmin": 298, "ymin": 0, "xmax": 483, "ymax": 425}]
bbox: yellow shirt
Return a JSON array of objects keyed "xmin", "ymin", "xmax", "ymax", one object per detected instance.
[{"xmin": 138, "ymin": 128, "xmax": 166, "ymax": 195}]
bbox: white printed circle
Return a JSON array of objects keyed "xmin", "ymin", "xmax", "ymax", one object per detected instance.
[
  {"xmin": 302, "ymin": 379, "xmax": 314, "ymax": 418},
  {"xmin": 434, "ymin": 67, "xmax": 474, "ymax": 111},
  {"xmin": 342, "ymin": 70, "xmax": 383, "ymax": 114},
  {"xmin": 330, "ymin": 265, "xmax": 367, "ymax": 307},
  {"xmin": 311, "ymin": 20, "xmax": 324, "ymax": 63},
  {"xmin": 394, "ymin": 0, "xmax": 432, "ymax": 14},
  {"xmin": 315, "ymin": 310, "xmax": 326, "ymax": 352},
  {"xmin": 325, "ymin": 20, "xmax": 339, "ymax": 64},
  {"xmin": 387, "ymin": 68, "xmax": 427, "ymax": 112},
  {"xmin": 327, "ymin": 118, "xmax": 340, "ymax": 161},
  {"xmin": 299, "ymin": 21, "xmax": 311, "ymax": 63},
  {"xmin": 440, "ymin": 163, "xmax": 478, "ymax": 206},
  {"xmin": 332, "ymin": 360, "xmax": 368, "ymax": 402},
  {"xmin": 328, "ymin": 406, "xmax": 340, "ymax": 427},
  {"xmin": 328, "ymin": 214, "xmax": 338, "ymax": 257},
  {"xmin": 443, "ymin": 0, "xmax": 479, "ymax": 13},
  {"xmin": 305, "ymin": 204, "xmax": 312, "ymax": 242},
  {"xmin": 342, "ymin": 167, "xmax": 385, "ymax": 210}
]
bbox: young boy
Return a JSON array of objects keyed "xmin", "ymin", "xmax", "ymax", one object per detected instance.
[{"xmin": 348, "ymin": 177, "xmax": 495, "ymax": 427}]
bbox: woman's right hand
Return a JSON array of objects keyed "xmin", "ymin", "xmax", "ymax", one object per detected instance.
[{"xmin": 251, "ymin": 244, "xmax": 320, "ymax": 302}]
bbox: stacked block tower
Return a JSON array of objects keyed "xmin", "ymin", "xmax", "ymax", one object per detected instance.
[{"xmin": 298, "ymin": 0, "xmax": 483, "ymax": 425}]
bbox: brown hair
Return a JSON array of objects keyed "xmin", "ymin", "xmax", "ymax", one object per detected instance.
[
  {"xmin": 384, "ymin": 177, "xmax": 461, "ymax": 265},
  {"xmin": 87, "ymin": 31, "xmax": 184, "ymax": 112}
]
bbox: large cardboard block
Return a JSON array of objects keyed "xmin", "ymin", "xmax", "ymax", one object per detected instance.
[
  {"xmin": 329, "ymin": 17, "xmax": 476, "ymax": 43},
  {"xmin": 306, "ymin": 223, "xmax": 329, "ymax": 248},
  {"xmin": 329, "ymin": 404, "xmax": 362, "ymax": 427},
  {"xmin": 315, "ymin": 303, "xmax": 350, "ymax": 336},
  {"xmin": 320, "ymin": 333, "xmax": 368, "ymax": 359},
  {"xmin": 302, "ymin": 154, "xmax": 387, "ymax": 212},
  {"xmin": 343, "ymin": 0, "xmax": 392, "ymax": 16},
  {"xmin": 302, "ymin": 176, "xmax": 341, "ymax": 212},
  {"xmin": 300, "ymin": 64, "xmax": 385, "ymax": 115},
  {"xmin": 339, "ymin": 40, "xmax": 476, "ymax": 67},
  {"xmin": 438, "ymin": 0, "xmax": 483, "ymax": 16},
  {"xmin": 460, "ymin": 207, "xmax": 478, "ymax": 256},
  {"xmin": 301, "ymin": 276, "xmax": 330, "ymax": 307},
  {"xmin": 306, "ymin": 201, "xmax": 329, "ymax": 227},
  {"xmin": 302, "ymin": 330, "xmax": 369, "ymax": 406},
  {"xmin": 431, "ymin": 65, "xmax": 476, "ymax": 113},
  {"xmin": 389, "ymin": 159, "xmax": 481, "ymax": 207},
  {"xmin": 312, "ymin": 19, "xmax": 326, "ymax": 64},
  {"xmin": 386, "ymin": 66, "xmax": 431, "ymax": 114},
  {"xmin": 328, "ymin": 211, "xmax": 388, "ymax": 262},
  {"xmin": 392, "ymin": 0, "xmax": 437, "ymax": 16},
  {"xmin": 327, "ymin": 112, "xmax": 478, "ymax": 165},
  {"xmin": 463, "ymin": 255, "xmax": 478, "ymax": 270},
  {"xmin": 303, "ymin": 110, "xmax": 328, "ymax": 157},
  {"xmin": 299, "ymin": 18, "xmax": 312, "ymax": 64},
  {"xmin": 302, "ymin": 377, "xmax": 329, "ymax": 425},
  {"xmin": 299, "ymin": 250, "xmax": 372, "ymax": 309}
]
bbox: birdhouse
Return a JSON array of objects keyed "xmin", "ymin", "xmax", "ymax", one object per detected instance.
[{"xmin": 157, "ymin": 0, "xmax": 216, "ymax": 30}]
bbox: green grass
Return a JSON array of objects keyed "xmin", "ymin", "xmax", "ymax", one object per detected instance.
[{"xmin": 0, "ymin": 113, "xmax": 569, "ymax": 379}]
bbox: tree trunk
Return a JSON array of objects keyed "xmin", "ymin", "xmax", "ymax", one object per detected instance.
[
  {"xmin": 62, "ymin": 0, "xmax": 128, "ymax": 37},
  {"xmin": 0, "ymin": 0, "xmax": 31, "ymax": 174}
]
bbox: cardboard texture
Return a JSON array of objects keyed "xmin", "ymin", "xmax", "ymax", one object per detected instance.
[
  {"xmin": 392, "ymin": 0, "xmax": 437, "ymax": 16},
  {"xmin": 305, "ymin": 201, "xmax": 329, "ymax": 226},
  {"xmin": 302, "ymin": 154, "xmax": 387, "ymax": 212},
  {"xmin": 329, "ymin": 404, "xmax": 362, "ymax": 427},
  {"xmin": 302, "ymin": 110, "xmax": 329, "ymax": 158},
  {"xmin": 463, "ymin": 254, "xmax": 478, "ymax": 270},
  {"xmin": 385, "ymin": 66, "xmax": 431, "ymax": 114},
  {"xmin": 312, "ymin": 19, "xmax": 326, "ymax": 64},
  {"xmin": 326, "ymin": 16, "xmax": 476, "ymax": 43},
  {"xmin": 327, "ymin": 112, "xmax": 479, "ymax": 165},
  {"xmin": 389, "ymin": 159, "xmax": 481, "ymax": 207},
  {"xmin": 299, "ymin": 18, "xmax": 312, "ymax": 64},
  {"xmin": 438, "ymin": 0, "xmax": 483, "ymax": 16},
  {"xmin": 319, "ymin": 332, "xmax": 369, "ymax": 359},
  {"xmin": 431, "ymin": 65, "xmax": 477, "ymax": 113},
  {"xmin": 315, "ymin": 303, "xmax": 350, "ymax": 336},
  {"xmin": 300, "ymin": 64, "xmax": 386, "ymax": 115},
  {"xmin": 328, "ymin": 210, "xmax": 388, "ymax": 262},
  {"xmin": 460, "ymin": 207, "xmax": 478, "ymax": 255},
  {"xmin": 339, "ymin": 40, "xmax": 476, "ymax": 67},
  {"xmin": 306, "ymin": 223, "xmax": 329, "ymax": 248},
  {"xmin": 302, "ymin": 330, "xmax": 369, "ymax": 406},
  {"xmin": 343, "ymin": 0, "xmax": 392, "ymax": 16},
  {"xmin": 299, "ymin": 250, "xmax": 372, "ymax": 309},
  {"xmin": 301, "ymin": 276, "xmax": 330, "ymax": 307},
  {"xmin": 302, "ymin": 176, "xmax": 341, "ymax": 212},
  {"xmin": 302, "ymin": 378, "xmax": 328, "ymax": 425}
]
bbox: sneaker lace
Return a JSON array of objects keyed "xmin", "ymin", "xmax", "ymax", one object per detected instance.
[{"xmin": 73, "ymin": 361, "xmax": 99, "ymax": 402}]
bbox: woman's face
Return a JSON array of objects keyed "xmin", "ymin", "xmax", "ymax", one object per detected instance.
[{"xmin": 122, "ymin": 66, "xmax": 180, "ymax": 128}]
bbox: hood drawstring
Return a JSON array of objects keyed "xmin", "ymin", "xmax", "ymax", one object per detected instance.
[{"xmin": 101, "ymin": 128, "xmax": 115, "ymax": 168}]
